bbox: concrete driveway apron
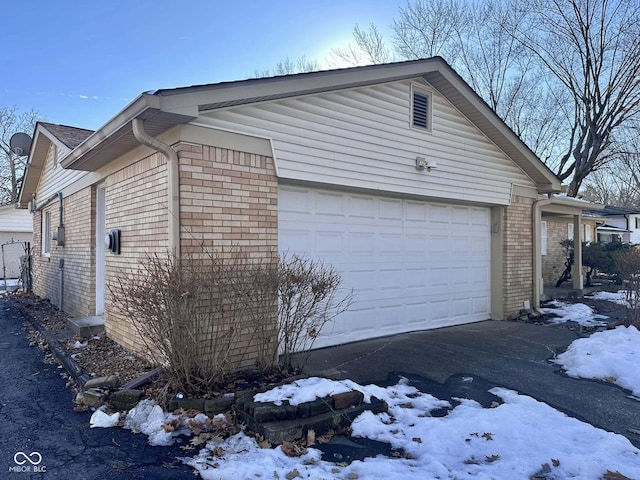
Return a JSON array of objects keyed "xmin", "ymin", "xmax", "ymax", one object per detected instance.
[{"xmin": 305, "ymin": 320, "xmax": 640, "ymax": 448}]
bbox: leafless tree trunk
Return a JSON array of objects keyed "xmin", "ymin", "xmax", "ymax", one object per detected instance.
[
  {"xmin": 511, "ymin": 0, "xmax": 640, "ymax": 196},
  {"xmin": 0, "ymin": 106, "xmax": 39, "ymax": 205},
  {"xmin": 332, "ymin": 0, "xmax": 640, "ymax": 197}
]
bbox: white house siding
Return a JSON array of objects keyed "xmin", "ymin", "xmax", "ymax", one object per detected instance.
[
  {"xmin": 35, "ymin": 143, "xmax": 88, "ymax": 204},
  {"xmin": 198, "ymin": 79, "xmax": 537, "ymax": 205},
  {"xmin": 0, "ymin": 206, "xmax": 32, "ymax": 279},
  {"xmin": 629, "ymin": 215, "xmax": 640, "ymax": 244}
]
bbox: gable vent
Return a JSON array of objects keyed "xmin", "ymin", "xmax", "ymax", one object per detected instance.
[{"xmin": 412, "ymin": 91, "xmax": 429, "ymax": 130}]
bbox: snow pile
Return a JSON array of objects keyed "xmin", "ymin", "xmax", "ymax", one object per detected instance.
[
  {"xmin": 123, "ymin": 399, "xmax": 209, "ymax": 446},
  {"xmin": 555, "ymin": 325, "xmax": 640, "ymax": 396},
  {"xmin": 254, "ymin": 377, "xmax": 375, "ymax": 405},
  {"xmin": 185, "ymin": 378, "xmax": 640, "ymax": 480},
  {"xmin": 588, "ymin": 290, "xmax": 629, "ymax": 306},
  {"xmin": 541, "ymin": 300, "xmax": 608, "ymax": 326},
  {"xmin": 89, "ymin": 407, "xmax": 120, "ymax": 428}
]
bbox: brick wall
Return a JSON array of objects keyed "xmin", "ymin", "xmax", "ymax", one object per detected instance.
[
  {"xmin": 102, "ymin": 143, "xmax": 279, "ymax": 371},
  {"xmin": 176, "ymin": 143, "xmax": 279, "ymax": 369},
  {"xmin": 32, "ymin": 188, "xmax": 94, "ymax": 318},
  {"xmin": 503, "ymin": 195, "xmax": 534, "ymax": 316},
  {"xmin": 103, "ymin": 152, "xmax": 168, "ymax": 353}
]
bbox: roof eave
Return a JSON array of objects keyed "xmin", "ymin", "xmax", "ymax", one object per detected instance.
[{"xmin": 60, "ymin": 94, "xmax": 197, "ymax": 172}]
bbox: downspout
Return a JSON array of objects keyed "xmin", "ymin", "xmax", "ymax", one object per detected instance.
[
  {"xmin": 131, "ymin": 119, "xmax": 180, "ymax": 258},
  {"xmin": 532, "ymin": 194, "xmax": 553, "ymax": 310}
]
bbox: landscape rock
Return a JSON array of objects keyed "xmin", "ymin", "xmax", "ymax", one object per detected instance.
[
  {"xmin": 332, "ymin": 390, "xmax": 364, "ymax": 410},
  {"xmin": 85, "ymin": 375, "xmax": 120, "ymax": 389},
  {"xmin": 77, "ymin": 388, "xmax": 106, "ymax": 408},
  {"xmin": 109, "ymin": 388, "xmax": 143, "ymax": 411}
]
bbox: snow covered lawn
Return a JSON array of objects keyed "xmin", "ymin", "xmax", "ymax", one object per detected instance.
[
  {"xmin": 555, "ymin": 325, "xmax": 640, "ymax": 397},
  {"xmin": 588, "ymin": 290, "xmax": 628, "ymax": 306},
  {"xmin": 541, "ymin": 300, "xmax": 608, "ymax": 326},
  {"xmin": 184, "ymin": 378, "xmax": 639, "ymax": 479},
  {"xmin": 93, "ymin": 377, "xmax": 640, "ymax": 480}
]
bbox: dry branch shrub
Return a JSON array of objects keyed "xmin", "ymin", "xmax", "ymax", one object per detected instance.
[
  {"xmin": 110, "ymin": 246, "xmax": 277, "ymax": 399},
  {"xmin": 111, "ymin": 248, "xmax": 353, "ymax": 399},
  {"xmin": 613, "ymin": 246, "xmax": 640, "ymax": 327},
  {"xmin": 277, "ymin": 253, "xmax": 354, "ymax": 374}
]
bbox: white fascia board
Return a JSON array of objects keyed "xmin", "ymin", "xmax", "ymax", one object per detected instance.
[{"xmin": 60, "ymin": 93, "xmax": 160, "ymax": 169}]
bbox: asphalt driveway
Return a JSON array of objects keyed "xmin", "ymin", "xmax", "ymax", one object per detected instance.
[
  {"xmin": 0, "ymin": 299, "xmax": 193, "ymax": 479},
  {"xmin": 305, "ymin": 320, "xmax": 640, "ymax": 449}
]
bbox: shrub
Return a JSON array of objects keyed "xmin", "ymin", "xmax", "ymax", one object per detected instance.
[
  {"xmin": 612, "ymin": 246, "xmax": 640, "ymax": 327},
  {"xmin": 276, "ymin": 253, "xmax": 354, "ymax": 374},
  {"xmin": 111, "ymin": 248, "xmax": 353, "ymax": 399},
  {"xmin": 110, "ymin": 246, "xmax": 277, "ymax": 401}
]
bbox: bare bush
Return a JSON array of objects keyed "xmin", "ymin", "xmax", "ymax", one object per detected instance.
[
  {"xmin": 111, "ymin": 248, "xmax": 353, "ymax": 400},
  {"xmin": 110, "ymin": 246, "xmax": 277, "ymax": 400},
  {"xmin": 277, "ymin": 254, "xmax": 354, "ymax": 374},
  {"xmin": 613, "ymin": 246, "xmax": 640, "ymax": 327}
]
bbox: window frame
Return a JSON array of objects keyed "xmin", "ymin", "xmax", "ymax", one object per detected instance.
[
  {"xmin": 410, "ymin": 84, "xmax": 433, "ymax": 133},
  {"xmin": 42, "ymin": 210, "xmax": 51, "ymax": 257}
]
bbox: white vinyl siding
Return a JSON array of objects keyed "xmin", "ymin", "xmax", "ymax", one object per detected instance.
[
  {"xmin": 0, "ymin": 206, "xmax": 32, "ymax": 232},
  {"xmin": 279, "ymin": 185, "xmax": 491, "ymax": 349},
  {"xmin": 35, "ymin": 143, "xmax": 88, "ymax": 204},
  {"xmin": 199, "ymin": 79, "xmax": 537, "ymax": 206}
]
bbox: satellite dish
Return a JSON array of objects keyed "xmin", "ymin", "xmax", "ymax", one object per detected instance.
[{"xmin": 10, "ymin": 132, "xmax": 32, "ymax": 156}]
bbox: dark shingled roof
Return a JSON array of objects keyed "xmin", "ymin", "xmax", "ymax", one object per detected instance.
[{"xmin": 40, "ymin": 122, "xmax": 94, "ymax": 149}]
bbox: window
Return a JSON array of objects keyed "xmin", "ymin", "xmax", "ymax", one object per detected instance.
[
  {"xmin": 411, "ymin": 85, "xmax": 432, "ymax": 132},
  {"xmin": 541, "ymin": 221, "xmax": 547, "ymax": 256},
  {"xmin": 635, "ymin": 217, "xmax": 640, "ymax": 229},
  {"xmin": 584, "ymin": 224, "xmax": 592, "ymax": 243},
  {"xmin": 42, "ymin": 211, "xmax": 51, "ymax": 256},
  {"xmin": 567, "ymin": 223, "xmax": 574, "ymax": 240}
]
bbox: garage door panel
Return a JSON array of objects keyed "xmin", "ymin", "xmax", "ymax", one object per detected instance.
[{"xmin": 278, "ymin": 185, "xmax": 491, "ymax": 348}]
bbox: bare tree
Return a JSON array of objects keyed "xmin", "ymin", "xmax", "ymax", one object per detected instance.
[
  {"xmin": 0, "ymin": 106, "xmax": 39, "ymax": 205},
  {"xmin": 253, "ymin": 55, "xmax": 321, "ymax": 78},
  {"xmin": 387, "ymin": 0, "xmax": 566, "ymax": 175},
  {"xmin": 511, "ymin": 0, "xmax": 640, "ymax": 196},
  {"xmin": 332, "ymin": 0, "xmax": 640, "ymax": 197},
  {"xmin": 330, "ymin": 23, "xmax": 394, "ymax": 66}
]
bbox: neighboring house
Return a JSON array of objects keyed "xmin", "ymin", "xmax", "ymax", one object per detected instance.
[
  {"xmin": 0, "ymin": 205, "xmax": 33, "ymax": 279},
  {"xmin": 18, "ymin": 58, "xmax": 561, "ymax": 365},
  {"xmin": 539, "ymin": 196, "xmax": 603, "ymax": 288},
  {"xmin": 582, "ymin": 205, "xmax": 640, "ymax": 244}
]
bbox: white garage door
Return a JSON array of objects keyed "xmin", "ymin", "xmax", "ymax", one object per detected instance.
[{"xmin": 278, "ymin": 185, "xmax": 491, "ymax": 349}]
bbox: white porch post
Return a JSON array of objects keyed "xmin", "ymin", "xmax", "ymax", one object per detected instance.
[{"xmin": 572, "ymin": 213, "xmax": 583, "ymax": 290}]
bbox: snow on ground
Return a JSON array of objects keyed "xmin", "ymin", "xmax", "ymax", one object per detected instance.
[
  {"xmin": 588, "ymin": 290, "xmax": 629, "ymax": 306},
  {"xmin": 555, "ymin": 325, "xmax": 640, "ymax": 397},
  {"xmin": 181, "ymin": 378, "xmax": 640, "ymax": 480},
  {"xmin": 0, "ymin": 278, "xmax": 19, "ymax": 293},
  {"xmin": 541, "ymin": 300, "xmax": 608, "ymax": 326}
]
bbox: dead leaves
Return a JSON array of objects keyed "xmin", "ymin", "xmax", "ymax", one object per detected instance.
[
  {"xmin": 281, "ymin": 441, "xmax": 307, "ymax": 457},
  {"xmin": 602, "ymin": 471, "xmax": 632, "ymax": 480},
  {"xmin": 464, "ymin": 455, "xmax": 500, "ymax": 465}
]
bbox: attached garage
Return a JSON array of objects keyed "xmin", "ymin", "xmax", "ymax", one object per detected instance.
[
  {"xmin": 279, "ymin": 185, "xmax": 491, "ymax": 348},
  {"xmin": 23, "ymin": 58, "xmax": 563, "ymax": 368}
]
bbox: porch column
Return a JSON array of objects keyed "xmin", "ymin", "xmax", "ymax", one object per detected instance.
[{"xmin": 572, "ymin": 213, "xmax": 583, "ymax": 290}]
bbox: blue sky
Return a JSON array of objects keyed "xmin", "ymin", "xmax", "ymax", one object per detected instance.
[{"xmin": 2, "ymin": 1, "xmax": 399, "ymax": 131}]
